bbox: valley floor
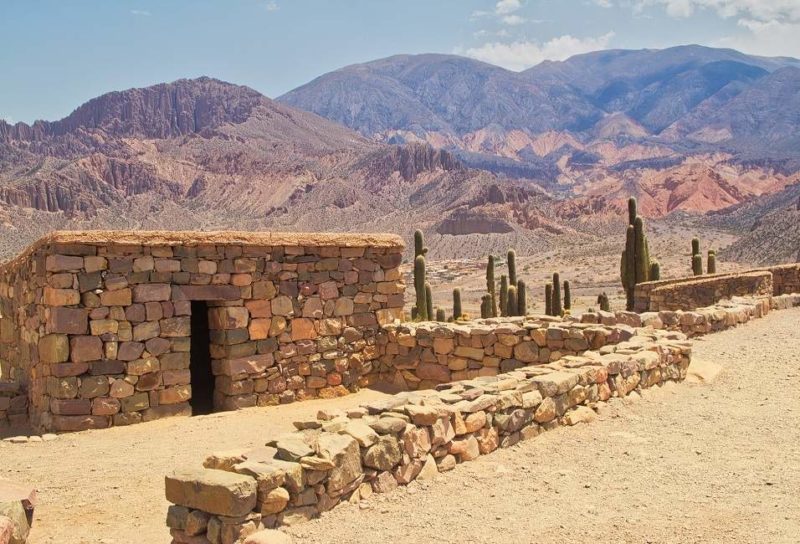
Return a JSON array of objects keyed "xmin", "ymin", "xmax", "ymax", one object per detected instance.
[{"xmin": 4, "ymin": 308, "xmax": 799, "ymax": 544}]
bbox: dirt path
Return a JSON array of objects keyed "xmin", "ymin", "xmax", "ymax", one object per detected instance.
[{"xmin": 4, "ymin": 308, "xmax": 799, "ymax": 544}]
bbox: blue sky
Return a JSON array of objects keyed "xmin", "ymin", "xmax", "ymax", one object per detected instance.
[{"xmin": 2, "ymin": 0, "xmax": 799, "ymax": 123}]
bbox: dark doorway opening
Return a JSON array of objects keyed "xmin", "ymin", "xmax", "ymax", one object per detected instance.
[{"xmin": 190, "ymin": 301, "xmax": 214, "ymax": 415}]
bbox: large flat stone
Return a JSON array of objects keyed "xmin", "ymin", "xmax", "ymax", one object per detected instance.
[
  {"xmin": 165, "ymin": 468, "xmax": 257, "ymax": 517},
  {"xmin": 172, "ymin": 285, "xmax": 241, "ymax": 301}
]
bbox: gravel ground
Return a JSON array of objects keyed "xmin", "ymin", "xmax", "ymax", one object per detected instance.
[{"xmin": 3, "ymin": 307, "xmax": 799, "ymax": 544}]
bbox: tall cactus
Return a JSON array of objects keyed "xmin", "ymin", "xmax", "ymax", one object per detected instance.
[
  {"xmin": 507, "ymin": 285, "xmax": 518, "ymax": 317},
  {"xmin": 597, "ymin": 292, "xmax": 610, "ymax": 312},
  {"xmin": 707, "ymin": 250, "xmax": 716, "ymax": 274},
  {"xmin": 620, "ymin": 197, "xmax": 656, "ymax": 311},
  {"xmin": 499, "ymin": 275, "xmax": 508, "ymax": 317},
  {"xmin": 486, "ymin": 255, "xmax": 497, "ymax": 317},
  {"xmin": 507, "ymin": 249, "xmax": 517, "ymax": 287},
  {"xmin": 552, "ymin": 272, "xmax": 562, "ymax": 316},
  {"xmin": 545, "ymin": 284, "xmax": 553, "ymax": 316},
  {"xmin": 414, "ymin": 255, "xmax": 427, "ymax": 321},
  {"xmin": 425, "ymin": 283, "xmax": 433, "ymax": 322},
  {"xmin": 691, "ymin": 237, "xmax": 700, "ymax": 258},
  {"xmin": 650, "ymin": 261, "xmax": 661, "ymax": 281},
  {"xmin": 563, "ymin": 280, "xmax": 571, "ymax": 311},
  {"xmin": 414, "ymin": 230, "xmax": 428, "ymax": 258},
  {"xmin": 692, "ymin": 254, "xmax": 703, "ymax": 276},
  {"xmin": 517, "ymin": 280, "xmax": 527, "ymax": 316},
  {"xmin": 435, "ymin": 308, "xmax": 446, "ymax": 322},
  {"xmin": 452, "ymin": 288, "xmax": 462, "ymax": 320},
  {"xmin": 480, "ymin": 294, "xmax": 492, "ymax": 319}
]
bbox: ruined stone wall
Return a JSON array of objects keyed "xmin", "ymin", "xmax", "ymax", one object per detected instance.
[
  {"xmin": 633, "ymin": 270, "xmax": 773, "ymax": 312},
  {"xmin": 0, "ymin": 250, "xmax": 42, "ymax": 432},
  {"xmin": 766, "ymin": 263, "xmax": 800, "ymax": 295},
  {"xmin": 164, "ymin": 328, "xmax": 691, "ymax": 543},
  {"xmin": 1, "ymin": 231, "xmax": 404, "ymax": 433},
  {"xmin": 375, "ymin": 319, "xmax": 638, "ymax": 389}
]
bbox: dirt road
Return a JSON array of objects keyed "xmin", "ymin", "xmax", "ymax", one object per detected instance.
[{"xmin": 4, "ymin": 307, "xmax": 799, "ymax": 544}]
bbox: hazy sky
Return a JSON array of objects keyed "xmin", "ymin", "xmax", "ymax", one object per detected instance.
[{"xmin": 2, "ymin": 0, "xmax": 799, "ymax": 123}]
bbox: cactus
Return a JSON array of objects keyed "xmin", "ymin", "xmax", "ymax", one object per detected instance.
[
  {"xmin": 691, "ymin": 237, "xmax": 700, "ymax": 258},
  {"xmin": 486, "ymin": 255, "xmax": 497, "ymax": 317},
  {"xmin": 414, "ymin": 230, "xmax": 428, "ymax": 258},
  {"xmin": 692, "ymin": 254, "xmax": 703, "ymax": 276},
  {"xmin": 507, "ymin": 285, "xmax": 518, "ymax": 317},
  {"xmin": 552, "ymin": 272, "xmax": 562, "ymax": 316},
  {"xmin": 597, "ymin": 292, "xmax": 610, "ymax": 312},
  {"xmin": 452, "ymin": 288, "xmax": 462, "ymax": 320},
  {"xmin": 507, "ymin": 249, "xmax": 517, "ymax": 287},
  {"xmin": 545, "ymin": 284, "xmax": 553, "ymax": 316},
  {"xmin": 707, "ymin": 250, "xmax": 716, "ymax": 274},
  {"xmin": 620, "ymin": 197, "xmax": 657, "ymax": 311},
  {"xmin": 499, "ymin": 275, "xmax": 508, "ymax": 317},
  {"xmin": 517, "ymin": 280, "xmax": 527, "ymax": 316},
  {"xmin": 480, "ymin": 295, "xmax": 492, "ymax": 319},
  {"xmin": 425, "ymin": 283, "xmax": 433, "ymax": 321},
  {"xmin": 411, "ymin": 306, "xmax": 418, "ymax": 320},
  {"xmin": 435, "ymin": 308, "xmax": 446, "ymax": 322},
  {"xmin": 563, "ymin": 280, "xmax": 571, "ymax": 311},
  {"xmin": 414, "ymin": 255, "xmax": 427, "ymax": 321},
  {"xmin": 650, "ymin": 261, "xmax": 661, "ymax": 281}
]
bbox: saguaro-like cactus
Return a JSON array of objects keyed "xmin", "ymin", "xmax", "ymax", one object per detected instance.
[
  {"xmin": 691, "ymin": 238, "xmax": 702, "ymax": 275},
  {"xmin": 650, "ymin": 261, "xmax": 661, "ymax": 281},
  {"xmin": 452, "ymin": 288, "xmax": 462, "ymax": 320},
  {"xmin": 552, "ymin": 272, "xmax": 562, "ymax": 316},
  {"xmin": 414, "ymin": 230, "xmax": 428, "ymax": 258},
  {"xmin": 507, "ymin": 249, "xmax": 517, "ymax": 287},
  {"xmin": 507, "ymin": 285, "xmax": 518, "ymax": 317},
  {"xmin": 517, "ymin": 280, "xmax": 527, "ymax": 316},
  {"xmin": 486, "ymin": 255, "xmax": 497, "ymax": 317},
  {"xmin": 499, "ymin": 275, "xmax": 508, "ymax": 317},
  {"xmin": 435, "ymin": 308, "xmax": 446, "ymax": 322},
  {"xmin": 480, "ymin": 294, "xmax": 492, "ymax": 319},
  {"xmin": 563, "ymin": 280, "xmax": 571, "ymax": 311},
  {"xmin": 707, "ymin": 250, "xmax": 717, "ymax": 274},
  {"xmin": 691, "ymin": 237, "xmax": 700, "ymax": 258},
  {"xmin": 545, "ymin": 284, "xmax": 553, "ymax": 316},
  {"xmin": 597, "ymin": 292, "xmax": 610, "ymax": 312},
  {"xmin": 414, "ymin": 255, "xmax": 427, "ymax": 321},
  {"xmin": 620, "ymin": 197, "xmax": 657, "ymax": 310},
  {"xmin": 425, "ymin": 283, "xmax": 433, "ymax": 322}
]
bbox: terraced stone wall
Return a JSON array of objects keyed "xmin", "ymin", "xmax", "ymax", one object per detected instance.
[
  {"xmin": 0, "ymin": 231, "xmax": 405, "ymax": 433},
  {"xmin": 633, "ymin": 270, "xmax": 773, "ymax": 312}
]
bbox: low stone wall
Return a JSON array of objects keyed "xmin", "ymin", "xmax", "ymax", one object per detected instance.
[
  {"xmin": 374, "ymin": 319, "xmax": 638, "ymax": 389},
  {"xmin": 633, "ymin": 271, "xmax": 773, "ymax": 312},
  {"xmin": 164, "ymin": 329, "xmax": 691, "ymax": 544},
  {"xmin": 767, "ymin": 263, "xmax": 800, "ymax": 295}
]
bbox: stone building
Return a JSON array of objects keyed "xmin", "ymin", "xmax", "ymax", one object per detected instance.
[{"xmin": 0, "ymin": 231, "xmax": 404, "ymax": 433}]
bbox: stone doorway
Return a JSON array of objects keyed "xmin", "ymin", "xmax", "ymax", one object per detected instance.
[{"xmin": 189, "ymin": 301, "xmax": 214, "ymax": 415}]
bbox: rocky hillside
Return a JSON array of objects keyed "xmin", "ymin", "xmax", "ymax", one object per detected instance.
[
  {"xmin": 0, "ymin": 78, "xmax": 595, "ymax": 260},
  {"xmin": 279, "ymin": 46, "xmax": 800, "ymax": 218}
]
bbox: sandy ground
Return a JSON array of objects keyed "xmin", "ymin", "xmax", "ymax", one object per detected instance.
[{"xmin": 3, "ymin": 307, "xmax": 799, "ymax": 544}]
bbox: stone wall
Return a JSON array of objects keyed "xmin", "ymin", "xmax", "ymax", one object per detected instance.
[
  {"xmin": 633, "ymin": 263, "xmax": 800, "ymax": 312},
  {"xmin": 164, "ymin": 328, "xmax": 692, "ymax": 543},
  {"xmin": 0, "ymin": 231, "xmax": 405, "ymax": 433},
  {"xmin": 633, "ymin": 271, "xmax": 773, "ymax": 312}
]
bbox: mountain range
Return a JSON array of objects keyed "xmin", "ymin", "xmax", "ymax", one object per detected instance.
[{"xmin": 1, "ymin": 45, "xmax": 799, "ymax": 261}]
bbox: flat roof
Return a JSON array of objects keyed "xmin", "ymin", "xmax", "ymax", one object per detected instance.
[{"xmin": 0, "ymin": 230, "xmax": 405, "ymax": 272}]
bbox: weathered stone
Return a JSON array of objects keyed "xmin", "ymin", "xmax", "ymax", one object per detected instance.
[
  {"xmin": 70, "ymin": 335, "xmax": 103, "ymax": 362},
  {"xmin": 317, "ymin": 433, "xmax": 361, "ymax": 495},
  {"xmin": 38, "ymin": 334, "xmax": 70, "ymax": 364},
  {"xmin": 363, "ymin": 435, "xmax": 402, "ymax": 471},
  {"xmin": 165, "ymin": 468, "xmax": 257, "ymax": 517}
]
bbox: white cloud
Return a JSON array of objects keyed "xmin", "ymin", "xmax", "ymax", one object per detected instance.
[
  {"xmin": 495, "ymin": 0, "xmax": 522, "ymax": 15},
  {"xmin": 265, "ymin": 1, "xmax": 279, "ymax": 12},
  {"xmin": 501, "ymin": 14, "xmax": 526, "ymax": 25},
  {"xmin": 462, "ymin": 32, "xmax": 616, "ymax": 71},
  {"xmin": 717, "ymin": 19, "xmax": 800, "ymax": 56},
  {"xmin": 0, "ymin": 116, "xmax": 14, "ymax": 124},
  {"xmin": 595, "ymin": 0, "xmax": 614, "ymax": 7},
  {"xmin": 636, "ymin": 1, "xmax": 800, "ymax": 22},
  {"xmin": 130, "ymin": 9, "xmax": 151, "ymax": 16}
]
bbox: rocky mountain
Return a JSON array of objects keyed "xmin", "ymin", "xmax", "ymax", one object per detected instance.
[
  {"xmin": 278, "ymin": 46, "xmax": 800, "ymax": 219},
  {"xmin": 0, "ymin": 77, "xmax": 585, "ymax": 260}
]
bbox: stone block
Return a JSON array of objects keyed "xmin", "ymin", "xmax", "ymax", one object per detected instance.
[
  {"xmin": 38, "ymin": 334, "xmax": 70, "ymax": 364},
  {"xmin": 70, "ymin": 336, "xmax": 103, "ymax": 363},
  {"xmin": 133, "ymin": 284, "xmax": 172, "ymax": 303},
  {"xmin": 209, "ymin": 307, "xmax": 249, "ymax": 330},
  {"xmin": 44, "ymin": 287, "xmax": 80, "ymax": 306},
  {"xmin": 165, "ymin": 468, "xmax": 257, "ymax": 517},
  {"xmin": 100, "ymin": 289, "xmax": 132, "ymax": 307},
  {"xmin": 171, "ymin": 285, "xmax": 240, "ymax": 301}
]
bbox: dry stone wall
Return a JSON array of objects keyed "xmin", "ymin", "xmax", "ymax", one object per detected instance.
[
  {"xmin": 164, "ymin": 328, "xmax": 692, "ymax": 544},
  {"xmin": 0, "ymin": 231, "xmax": 404, "ymax": 433}
]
